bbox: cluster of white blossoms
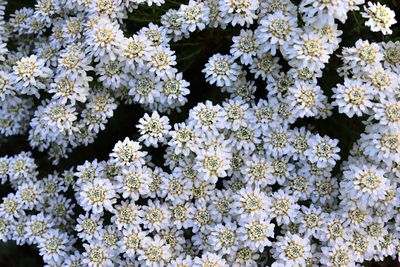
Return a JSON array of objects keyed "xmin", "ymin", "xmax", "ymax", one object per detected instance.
[
  {"xmin": 0, "ymin": 0, "xmax": 191, "ymax": 163},
  {"xmin": 1, "ymin": 0, "xmax": 400, "ymax": 266},
  {"xmin": 361, "ymin": 2, "xmax": 397, "ymax": 35}
]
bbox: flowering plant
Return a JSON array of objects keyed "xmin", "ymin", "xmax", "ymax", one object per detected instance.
[{"xmin": 0, "ymin": 0, "xmax": 400, "ymax": 266}]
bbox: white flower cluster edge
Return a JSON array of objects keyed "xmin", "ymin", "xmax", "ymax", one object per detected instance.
[{"xmin": 0, "ymin": 0, "xmax": 399, "ymax": 266}]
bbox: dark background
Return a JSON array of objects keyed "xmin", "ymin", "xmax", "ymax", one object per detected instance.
[{"xmin": 1, "ymin": 0, "xmax": 400, "ymax": 266}]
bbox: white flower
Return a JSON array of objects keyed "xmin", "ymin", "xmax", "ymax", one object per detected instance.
[
  {"xmin": 221, "ymin": 97, "xmax": 251, "ymax": 131},
  {"xmin": 347, "ymin": 231, "xmax": 374, "ymax": 262},
  {"xmin": 78, "ymin": 178, "xmax": 117, "ymax": 214},
  {"xmin": 193, "ymin": 252, "xmax": 228, "ymax": 267},
  {"xmin": 63, "ymin": 251, "xmax": 84, "ymax": 267},
  {"xmin": 349, "ymin": 0, "xmax": 365, "ymax": 11},
  {"xmin": 365, "ymin": 65, "xmax": 397, "ymax": 100},
  {"xmin": 285, "ymin": 173, "xmax": 314, "ymax": 201},
  {"xmin": 341, "ymin": 164, "xmax": 389, "ymax": 207},
  {"xmin": 270, "ymin": 157, "xmax": 294, "ymax": 185},
  {"xmin": 168, "ymin": 122, "xmax": 198, "ymax": 156},
  {"xmin": 0, "ymin": 71, "xmax": 14, "ymax": 100},
  {"xmin": 161, "ymin": 173, "xmax": 192, "ymax": 204},
  {"xmin": 361, "ymin": 2, "xmax": 396, "ymax": 35},
  {"xmin": 208, "ymin": 189, "xmax": 233, "ymax": 223},
  {"xmin": 85, "ymin": 17, "xmax": 124, "ymax": 62},
  {"xmin": 120, "ymin": 227, "xmax": 146, "ymax": 259},
  {"xmin": 318, "ymin": 214, "xmax": 350, "ymax": 244},
  {"xmin": 12, "ymin": 55, "xmax": 53, "ymax": 97},
  {"xmin": 25, "ymin": 213, "xmax": 53, "ymax": 245},
  {"xmin": 138, "ymin": 0, "xmax": 165, "ymax": 7},
  {"xmin": 159, "ymin": 71, "xmax": 190, "ymax": 107},
  {"xmin": 168, "ymin": 255, "xmax": 194, "ymax": 267},
  {"xmin": 82, "ymin": 90, "xmax": 118, "ymax": 132},
  {"xmin": 3, "ymin": 0, "xmax": 400, "ymax": 264},
  {"xmin": 138, "ymin": 235, "xmax": 172, "ymax": 266},
  {"xmin": 170, "ymin": 202, "xmax": 195, "ymax": 229},
  {"xmin": 332, "ymin": 78, "xmax": 374, "ymax": 118},
  {"xmin": 145, "ymin": 45, "xmax": 177, "ymax": 77},
  {"xmin": 139, "ymin": 23, "xmax": 169, "ymax": 47},
  {"xmin": 89, "ymin": 0, "xmax": 126, "ymax": 21},
  {"xmin": 238, "ymin": 218, "xmax": 275, "ymax": 252},
  {"xmin": 287, "ymin": 81, "xmax": 327, "ymax": 118},
  {"xmin": 0, "ymin": 193, "xmax": 24, "ymax": 220},
  {"xmin": 289, "ymin": 127, "xmax": 311, "ymax": 161},
  {"xmin": 194, "ymin": 147, "xmax": 231, "ymax": 183},
  {"xmin": 263, "ymin": 127, "xmax": 292, "ymax": 157},
  {"xmin": 120, "ymin": 34, "xmax": 153, "ymax": 72},
  {"xmin": 191, "ymin": 200, "xmax": 213, "ymax": 233},
  {"xmin": 269, "ymin": 189, "xmax": 300, "ymax": 225},
  {"xmin": 218, "ymin": 0, "xmax": 259, "ymax": 27},
  {"xmin": 305, "ymin": 135, "xmax": 340, "ymax": 168},
  {"xmin": 250, "ymin": 98, "xmax": 281, "ymax": 132},
  {"xmin": 312, "ymin": 175, "xmax": 339, "ymax": 205},
  {"xmin": 147, "ymin": 167, "xmax": 168, "ymax": 198},
  {"xmin": 313, "ymin": 23, "xmax": 343, "ymax": 50},
  {"xmin": 0, "ymin": 43, "xmax": 8, "ymax": 62},
  {"xmin": 229, "ymin": 247, "xmax": 260, "ymax": 266},
  {"xmin": 208, "ymin": 220, "xmax": 239, "ymax": 255},
  {"xmin": 7, "ymin": 152, "xmax": 38, "ymax": 186},
  {"xmin": 110, "ymin": 137, "xmax": 147, "ymax": 167},
  {"xmin": 111, "ymin": 200, "xmax": 143, "ymax": 230},
  {"xmin": 231, "ymin": 186, "xmax": 270, "ymax": 222},
  {"xmin": 33, "ymin": 0, "xmax": 60, "ymax": 26},
  {"xmin": 36, "ymin": 101, "xmax": 78, "ymax": 135},
  {"xmin": 380, "ymin": 41, "xmax": 400, "ymax": 71},
  {"xmin": 285, "ymin": 32, "xmax": 331, "ymax": 72},
  {"xmin": 320, "ymin": 244, "xmax": 355, "ymax": 267},
  {"xmin": 49, "ymin": 75, "xmax": 89, "ymax": 104},
  {"xmin": 94, "ymin": 225, "xmax": 120, "ymax": 252},
  {"xmin": 243, "ymin": 155, "xmax": 274, "ymax": 187},
  {"xmin": 129, "ymin": 72, "xmax": 161, "ymax": 104},
  {"xmin": 230, "ymin": 29, "xmax": 258, "ymax": 65},
  {"xmin": 340, "ymin": 40, "xmax": 383, "ymax": 74},
  {"xmin": 191, "ymin": 179, "xmax": 216, "ymax": 201},
  {"xmin": 373, "ymin": 98, "xmax": 400, "ymax": 130},
  {"xmin": 115, "ymin": 165, "xmax": 151, "ymax": 200},
  {"xmin": 249, "ymin": 53, "xmax": 281, "ymax": 81},
  {"xmin": 137, "ymin": 111, "xmax": 171, "ymax": 147},
  {"xmin": 95, "ymin": 60, "xmax": 127, "ymax": 90},
  {"xmin": 38, "ymin": 229, "xmax": 70, "ymax": 265},
  {"xmin": 257, "ymin": 10, "xmax": 299, "ymax": 55},
  {"xmin": 82, "ymin": 241, "xmax": 114, "ymax": 267},
  {"xmin": 203, "ymin": 54, "xmax": 242, "ymax": 87},
  {"xmin": 57, "ymin": 44, "xmax": 94, "ymax": 82},
  {"xmin": 75, "ymin": 213, "xmax": 103, "ymax": 241},
  {"xmin": 0, "ymin": 97, "xmax": 32, "ymax": 137},
  {"xmin": 272, "ymin": 232, "xmax": 312, "ymax": 267},
  {"xmin": 16, "ymin": 181, "xmax": 44, "ymax": 210},
  {"xmin": 360, "ymin": 124, "xmax": 400, "ymax": 163},
  {"xmin": 225, "ymin": 75, "xmax": 257, "ymax": 101},
  {"xmin": 62, "ymin": 16, "xmax": 85, "ymax": 44},
  {"xmin": 142, "ymin": 199, "xmax": 171, "ymax": 232},
  {"xmin": 179, "ymin": 0, "xmax": 210, "ymax": 32},
  {"xmin": 188, "ymin": 101, "xmax": 225, "ymax": 136},
  {"xmin": 299, "ymin": 0, "xmax": 350, "ymax": 24},
  {"xmin": 229, "ymin": 124, "xmax": 262, "ymax": 153},
  {"xmin": 297, "ymin": 205, "xmax": 325, "ymax": 239},
  {"xmin": 161, "ymin": 9, "xmax": 187, "ymax": 42}
]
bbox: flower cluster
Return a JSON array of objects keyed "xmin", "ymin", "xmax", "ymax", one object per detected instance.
[
  {"xmin": 0, "ymin": 0, "xmax": 190, "ymax": 163},
  {"xmin": 1, "ymin": 0, "xmax": 400, "ymax": 266},
  {"xmin": 361, "ymin": 1, "xmax": 397, "ymax": 35}
]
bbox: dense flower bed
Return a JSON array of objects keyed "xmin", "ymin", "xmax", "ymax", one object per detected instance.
[{"xmin": 0, "ymin": 0, "xmax": 399, "ymax": 266}]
